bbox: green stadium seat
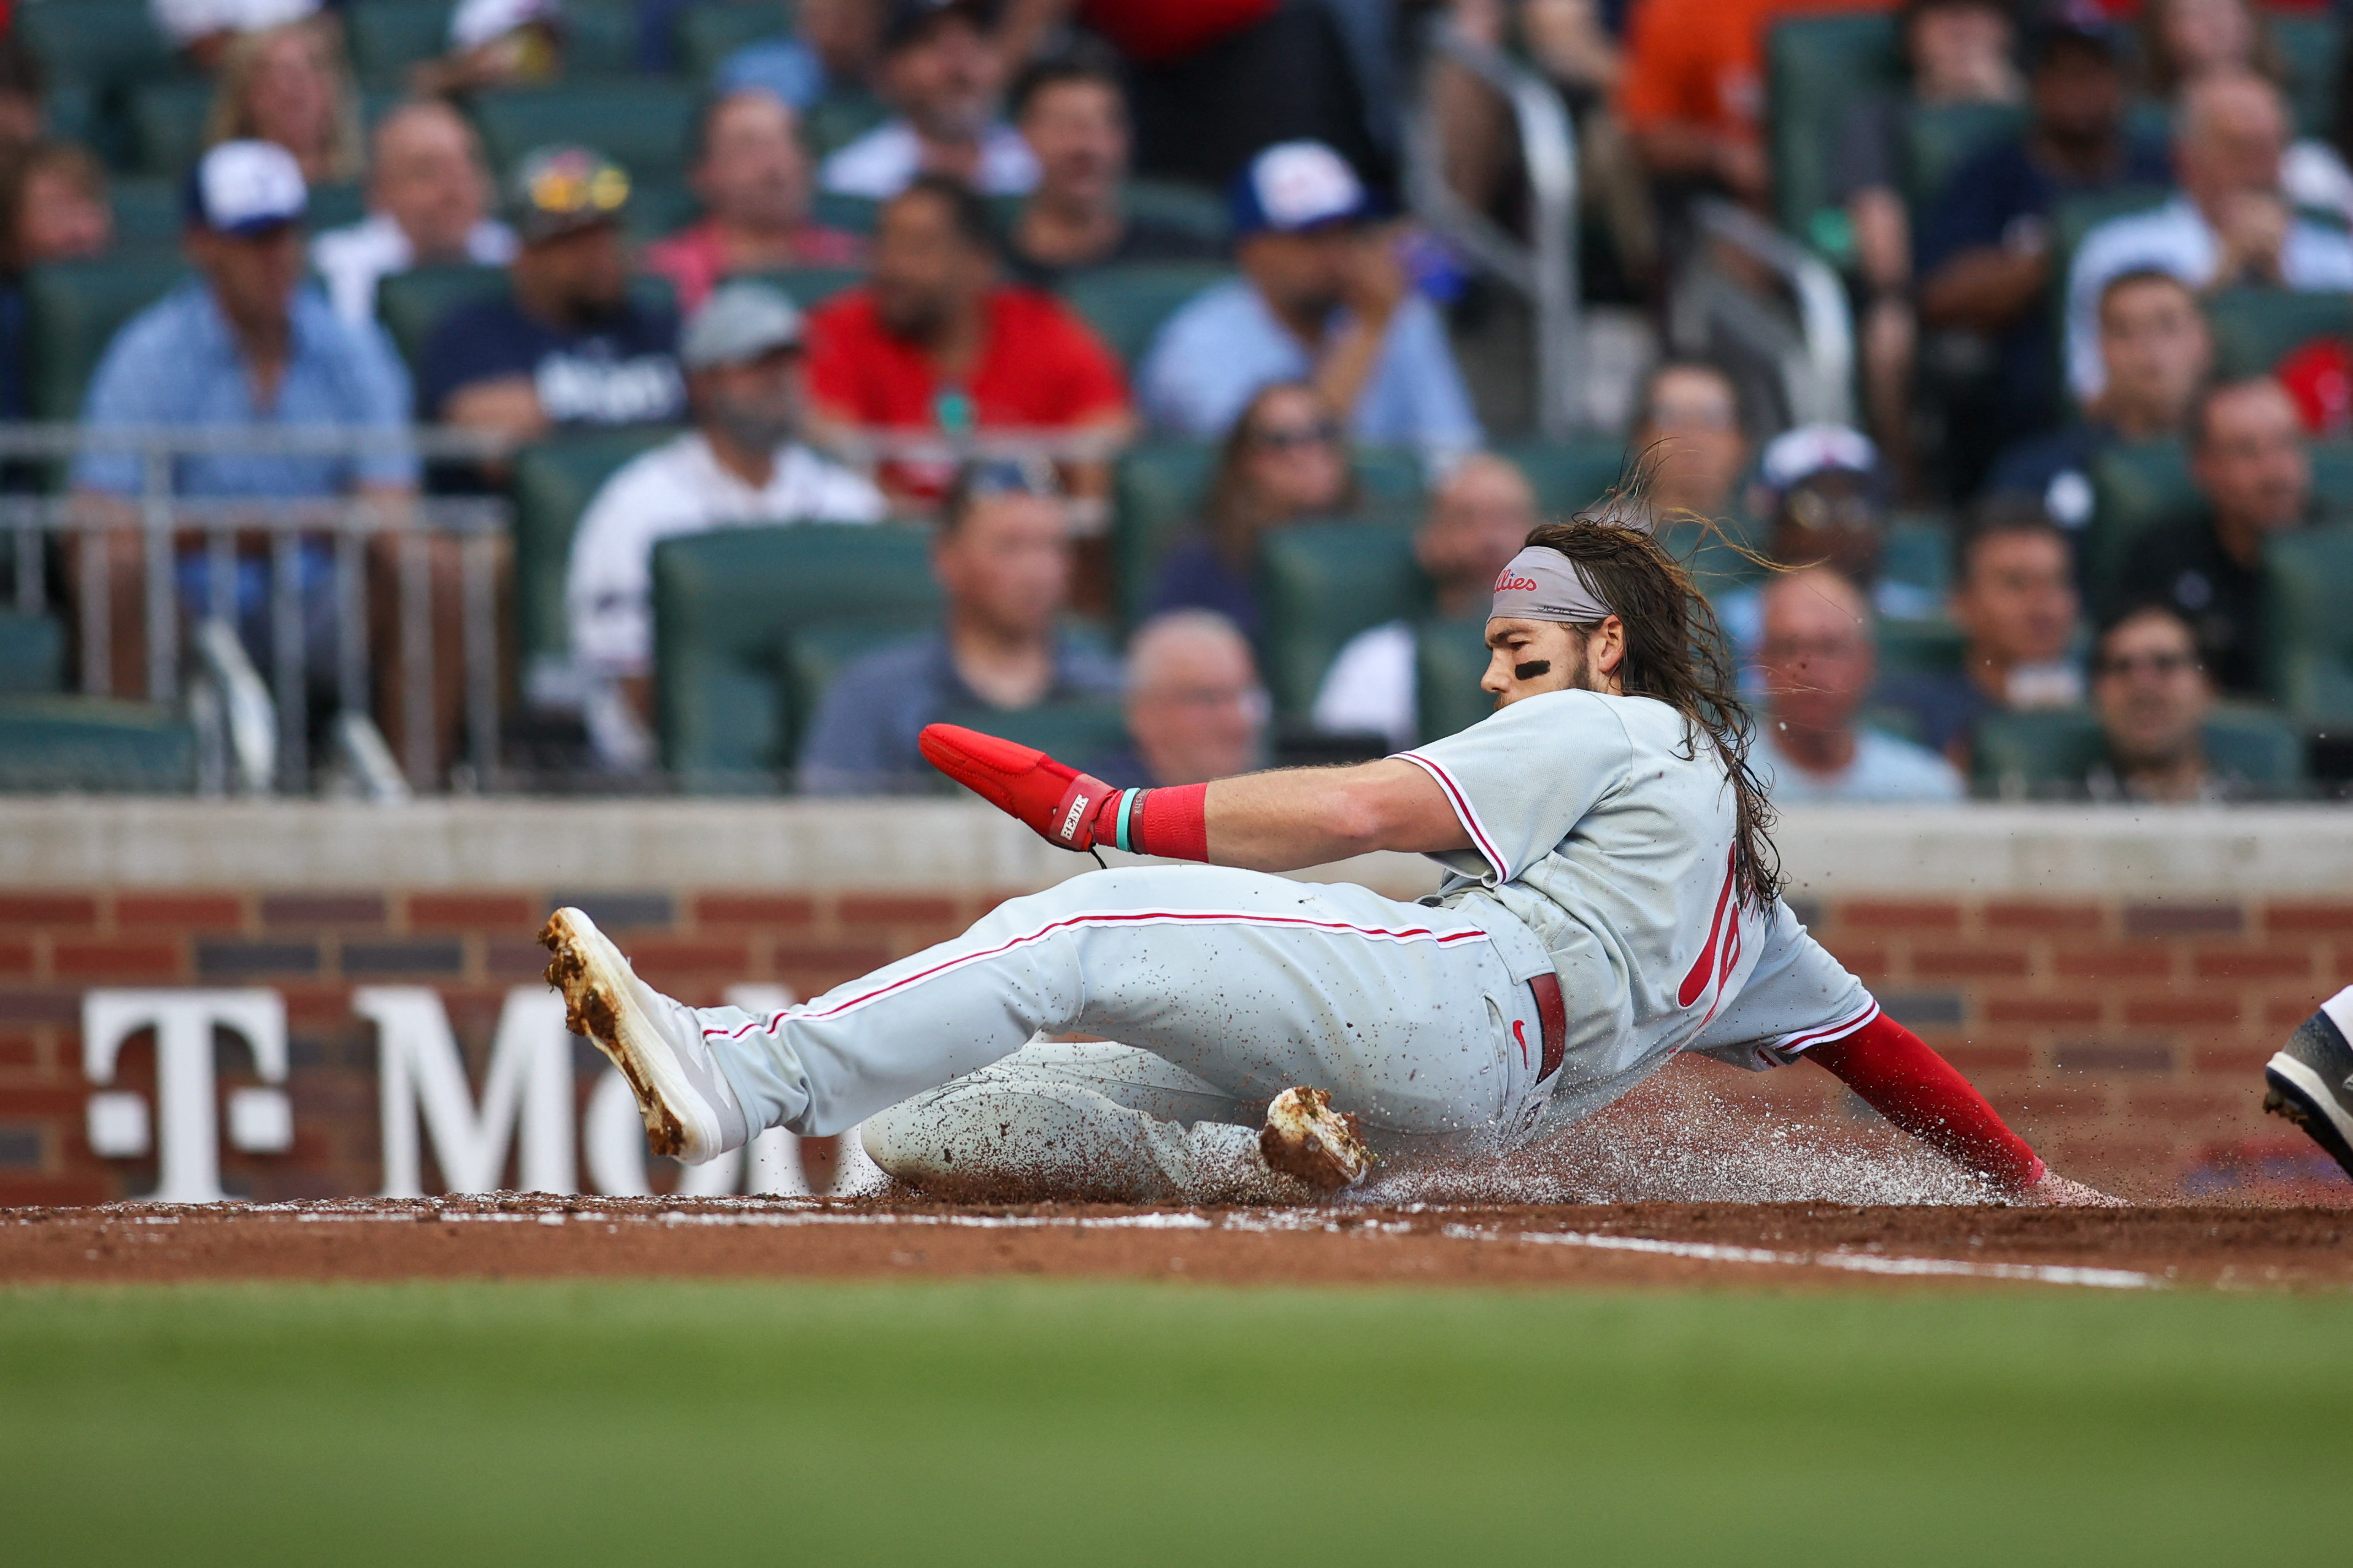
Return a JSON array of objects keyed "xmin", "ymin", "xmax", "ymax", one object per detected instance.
[
  {"xmin": 1902, "ymin": 100, "xmax": 2025, "ymax": 217},
  {"xmin": 936, "ymin": 698, "xmax": 1131, "ymax": 782},
  {"xmin": 734, "ymin": 266, "xmax": 864, "ymax": 312},
  {"xmin": 810, "ymin": 190, "xmax": 880, "ymax": 234},
  {"xmin": 0, "ymin": 613, "xmax": 66, "ymax": 694},
  {"xmin": 1876, "ymin": 617, "xmax": 1967, "ymax": 680},
  {"xmin": 563, "ymin": 0, "xmax": 644, "ymax": 77},
  {"xmin": 344, "ymin": 1, "xmax": 455, "ymax": 88},
  {"xmin": 469, "ymin": 83, "xmax": 700, "ymax": 182},
  {"xmin": 0, "ymin": 696, "xmax": 196, "ymax": 793},
  {"xmin": 1123, "ymin": 180, "xmax": 1230, "ymax": 244},
  {"xmin": 18, "ymin": 1, "xmax": 174, "ymax": 99},
  {"xmin": 1765, "ymin": 14, "xmax": 1902, "ymax": 245},
  {"xmin": 677, "ymin": 0, "xmax": 788, "ymax": 77},
  {"xmin": 1109, "ymin": 442, "xmax": 1423, "ymax": 630},
  {"xmin": 652, "ymin": 524, "xmax": 939, "ymax": 786},
  {"xmin": 1412, "ymin": 617, "xmax": 1494, "ymax": 744},
  {"xmin": 25, "ymin": 254, "xmax": 188, "ymax": 421},
  {"xmin": 509, "ymin": 428, "xmax": 679, "ymax": 677},
  {"xmin": 1972, "ymin": 703, "xmax": 2308, "ymax": 798},
  {"xmin": 803, "ymin": 88, "xmax": 892, "ymax": 159},
  {"xmin": 2084, "ymin": 437, "xmax": 2195, "ymax": 612},
  {"xmin": 308, "ymin": 182, "xmax": 368, "ymax": 233},
  {"xmin": 1060, "ymin": 263, "xmax": 1231, "ymax": 365},
  {"xmin": 110, "ymin": 177, "xmax": 185, "ymax": 247},
  {"xmin": 1255, "ymin": 520, "xmax": 1429, "ymax": 721},
  {"xmin": 2205, "ymin": 288, "xmax": 2353, "ymax": 380},
  {"xmin": 1883, "ymin": 515, "xmax": 1955, "ymax": 600},
  {"xmin": 2262, "ymin": 525, "xmax": 2353, "ymax": 729},
  {"xmin": 2273, "ymin": 13, "xmax": 2342, "ymax": 140},
  {"xmin": 1491, "ymin": 435, "xmax": 1625, "ymax": 518},
  {"xmin": 129, "ymin": 78, "xmax": 212, "ymax": 177},
  {"xmin": 626, "ymin": 179, "xmax": 703, "ymax": 242},
  {"xmin": 374, "ymin": 263, "xmax": 507, "ymax": 368}
]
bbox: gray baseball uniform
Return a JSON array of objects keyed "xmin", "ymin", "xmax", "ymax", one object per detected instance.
[{"xmin": 684, "ymin": 690, "xmax": 1876, "ymax": 1196}]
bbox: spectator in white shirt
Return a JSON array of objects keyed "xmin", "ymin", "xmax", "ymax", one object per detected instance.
[
  {"xmin": 1311, "ymin": 452, "xmax": 1538, "ymax": 751},
  {"xmin": 151, "ymin": 0, "xmax": 317, "ymax": 69},
  {"xmin": 311, "ymin": 101, "xmax": 517, "ymax": 328},
  {"xmin": 820, "ymin": 0, "xmax": 1038, "ymax": 200},
  {"xmin": 1752, "ymin": 567, "xmax": 1967, "ymax": 804},
  {"xmin": 565, "ymin": 282, "xmax": 887, "ymax": 766},
  {"xmin": 2065, "ymin": 66, "xmax": 2353, "ymax": 401}
]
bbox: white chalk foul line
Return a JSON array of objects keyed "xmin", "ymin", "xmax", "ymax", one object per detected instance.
[{"xmin": 1438, "ymin": 1224, "xmax": 2160, "ymax": 1290}]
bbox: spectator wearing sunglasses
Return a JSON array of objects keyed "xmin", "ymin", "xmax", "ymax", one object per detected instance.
[
  {"xmin": 417, "ymin": 145, "xmax": 685, "ymax": 449},
  {"xmin": 799, "ymin": 460, "xmax": 1123, "ymax": 794},
  {"xmin": 1146, "ymin": 381, "xmax": 1356, "ymax": 643},
  {"xmin": 2084, "ymin": 602, "xmax": 2243, "ymax": 802}
]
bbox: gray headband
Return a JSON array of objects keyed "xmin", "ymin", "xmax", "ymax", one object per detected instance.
[{"xmin": 1489, "ymin": 546, "xmax": 1611, "ymax": 625}]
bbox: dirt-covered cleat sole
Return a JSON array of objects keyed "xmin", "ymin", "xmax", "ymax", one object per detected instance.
[
  {"xmin": 2261, "ymin": 995, "xmax": 2353, "ymax": 1183},
  {"xmin": 1259, "ymin": 1086, "xmax": 1375, "ymax": 1193},
  {"xmin": 541, "ymin": 907, "xmax": 741, "ymax": 1165}
]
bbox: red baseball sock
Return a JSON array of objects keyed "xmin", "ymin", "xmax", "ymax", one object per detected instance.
[{"xmin": 1806, "ymin": 1012, "xmax": 2045, "ymax": 1192}]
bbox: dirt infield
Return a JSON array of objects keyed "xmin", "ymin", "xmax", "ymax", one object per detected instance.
[{"xmin": 5, "ymin": 1196, "xmax": 2346, "ymax": 1293}]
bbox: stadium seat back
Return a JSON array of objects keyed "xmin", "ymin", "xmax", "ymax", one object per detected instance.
[
  {"xmin": 1876, "ymin": 617, "xmax": 1968, "ymax": 679},
  {"xmin": 1971, "ymin": 707, "xmax": 2106, "ymax": 796},
  {"xmin": 469, "ymin": 83, "xmax": 699, "ymax": 182},
  {"xmin": 677, "ymin": 1, "xmax": 789, "ymax": 76},
  {"xmin": 0, "ymin": 613, "xmax": 66, "ymax": 694},
  {"xmin": 809, "ymin": 191, "xmax": 881, "ymax": 234},
  {"xmin": 344, "ymin": 1, "xmax": 454, "ymax": 87},
  {"xmin": 733, "ymin": 266, "xmax": 865, "ymax": 312},
  {"xmin": 2273, "ymin": 13, "xmax": 2342, "ymax": 139},
  {"xmin": 1060, "ymin": 263, "xmax": 1233, "ymax": 366},
  {"xmin": 1123, "ymin": 179, "xmax": 1231, "ymax": 244},
  {"xmin": 25, "ymin": 255, "xmax": 189, "ymax": 422},
  {"xmin": 109, "ymin": 178, "xmax": 185, "ymax": 248},
  {"xmin": 563, "ymin": 0, "xmax": 642, "ymax": 76},
  {"xmin": 509, "ymin": 427, "xmax": 679, "ymax": 672},
  {"xmin": 2202, "ymin": 703, "xmax": 2310, "ymax": 792},
  {"xmin": 2084, "ymin": 437, "xmax": 2195, "ymax": 611},
  {"xmin": 803, "ymin": 88, "xmax": 892, "ymax": 159},
  {"xmin": 1766, "ymin": 15, "xmax": 1903, "ymax": 242},
  {"xmin": 1256, "ymin": 520, "xmax": 1429, "ymax": 720},
  {"xmin": 935, "ymin": 698, "xmax": 1131, "ymax": 784},
  {"xmin": 2205, "ymin": 288, "xmax": 2353, "ymax": 380},
  {"xmin": 625, "ymin": 178, "xmax": 701, "ymax": 241},
  {"xmin": 1412, "ymin": 617, "xmax": 1495, "ymax": 744},
  {"xmin": 652, "ymin": 524, "xmax": 939, "ymax": 786},
  {"xmin": 308, "ymin": 182, "xmax": 368, "ymax": 233},
  {"xmin": 128, "ymin": 79, "xmax": 212, "ymax": 177},
  {"xmin": 2262, "ymin": 525, "xmax": 2353, "ymax": 727},
  {"xmin": 0, "ymin": 695, "xmax": 195, "ymax": 793},
  {"xmin": 1491, "ymin": 435, "xmax": 1625, "ymax": 517},
  {"xmin": 374, "ymin": 262, "xmax": 508, "ymax": 367},
  {"xmin": 2313, "ymin": 441, "xmax": 2353, "ymax": 509},
  {"xmin": 1883, "ymin": 515, "xmax": 1955, "ymax": 599},
  {"xmin": 1901, "ymin": 100, "xmax": 2026, "ymax": 218},
  {"xmin": 19, "ymin": 2, "xmax": 174, "ymax": 101}
]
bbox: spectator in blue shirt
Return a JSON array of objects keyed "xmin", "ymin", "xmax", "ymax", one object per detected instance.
[
  {"xmin": 1138, "ymin": 139, "xmax": 1481, "ymax": 461},
  {"xmin": 72, "ymin": 140, "xmax": 418, "ymax": 708},
  {"xmin": 801, "ymin": 461, "xmax": 1123, "ymax": 794},
  {"xmin": 715, "ymin": 0, "xmax": 885, "ymax": 118},
  {"xmin": 1914, "ymin": 8, "xmax": 2168, "ymax": 491}
]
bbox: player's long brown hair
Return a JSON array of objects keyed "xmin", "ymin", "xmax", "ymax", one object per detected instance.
[{"xmin": 1523, "ymin": 499, "xmax": 1784, "ymax": 910}]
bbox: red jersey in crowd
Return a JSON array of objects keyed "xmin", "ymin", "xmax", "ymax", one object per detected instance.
[{"xmin": 804, "ymin": 286, "xmax": 1130, "ymax": 498}]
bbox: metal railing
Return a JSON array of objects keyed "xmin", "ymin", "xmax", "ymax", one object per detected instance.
[
  {"xmin": 0, "ymin": 425, "xmax": 512, "ymax": 793},
  {"xmin": 1686, "ymin": 198, "xmax": 1858, "ymax": 430},
  {"xmin": 1404, "ymin": 19, "xmax": 1583, "ymax": 439}
]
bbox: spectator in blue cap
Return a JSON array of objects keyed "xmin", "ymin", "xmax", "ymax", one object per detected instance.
[
  {"xmin": 71, "ymin": 139, "xmax": 418, "ymax": 705},
  {"xmin": 1136, "ymin": 139, "xmax": 1480, "ymax": 461}
]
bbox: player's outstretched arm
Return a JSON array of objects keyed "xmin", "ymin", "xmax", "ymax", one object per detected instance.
[
  {"xmin": 1807, "ymin": 1013, "xmax": 2125, "ymax": 1206},
  {"xmin": 920, "ymin": 724, "xmax": 1469, "ymax": 869}
]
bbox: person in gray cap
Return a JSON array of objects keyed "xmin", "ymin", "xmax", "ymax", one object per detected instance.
[{"xmin": 563, "ymin": 280, "xmax": 886, "ymax": 768}]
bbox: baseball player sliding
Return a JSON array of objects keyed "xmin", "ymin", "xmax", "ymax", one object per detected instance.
[{"xmin": 544, "ymin": 510, "xmax": 2119, "ymax": 1205}]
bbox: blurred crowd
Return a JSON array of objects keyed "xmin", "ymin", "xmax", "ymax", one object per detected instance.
[{"xmin": 0, "ymin": 0, "xmax": 2346, "ymax": 805}]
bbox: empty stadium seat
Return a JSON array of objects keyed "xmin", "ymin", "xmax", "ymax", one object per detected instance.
[
  {"xmin": 676, "ymin": 1, "xmax": 784, "ymax": 77},
  {"xmin": 1972, "ymin": 704, "xmax": 2308, "ymax": 798},
  {"xmin": 1255, "ymin": 520, "xmax": 1428, "ymax": 721},
  {"xmin": 2205, "ymin": 288, "xmax": 2353, "ymax": 380},
  {"xmin": 2084, "ymin": 437, "xmax": 2195, "ymax": 612},
  {"xmin": 509, "ymin": 428, "xmax": 678, "ymax": 678},
  {"xmin": 1111, "ymin": 442, "xmax": 1425, "ymax": 629},
  {"xmin": 2262, "ymin": 525, "xmax": 2353, "ymax": 729},
  {"xmin": 652, "ymin": 524, "xmax": 939, "ymax": 786},
  {"xmin": 0, "ymin": 695, "xmax": 196, "ymax": 793},
  {"xmin": 1061, "ymin": 263, "xmax": 1232, "ymax": 365},
  {"xmin": 1412, "ymin": 617, "xmax": 1493, "ymax": 744},
  {"xmin": 1765, "ymin": 15, "xmax": 1902, "ymax": 245},
  {"xmin": 469, "ymin": 83, "xmax": 700, "ymax": 182},
  {"xmin": 25, "ymin": 254, "xmax": 188, "ymax": 421},
  {"xmin": 0, "ymin": 613, "xmax": 66, "ymax": 694}
]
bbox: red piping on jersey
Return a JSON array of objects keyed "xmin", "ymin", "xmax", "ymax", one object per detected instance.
[
  {"xmin": 1678, "ymin": 847, "xmax": 1740, "ymax": 1010},
  {"xmin": 1773, "ymin": 998, "xmax": 1883, "ymax": 1056},
  {"xmin": 704, "ymin": 909, "xmax": 1492, "ymax": 1038},
  {"xmin": 1395, "ymin": 751, "xmax": 1511, "ymax": 880}
]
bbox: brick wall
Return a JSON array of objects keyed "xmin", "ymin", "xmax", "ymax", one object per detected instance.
[{"xmin": 2, "ymin": 885, "xmax": 2344, "ymax": 1204}]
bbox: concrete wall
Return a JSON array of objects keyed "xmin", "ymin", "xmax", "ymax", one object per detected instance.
[{"xmin": 4, "ymin": 801, "xmax": 2349, "ymax": 1204}]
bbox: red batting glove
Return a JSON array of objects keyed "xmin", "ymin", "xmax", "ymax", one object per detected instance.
[{"xmin": 919, "ymin": 723, "xmax": 1119, "ymax": 852}]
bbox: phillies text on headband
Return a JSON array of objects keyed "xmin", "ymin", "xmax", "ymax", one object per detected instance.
[{"xmin": 1489, "ymin": 546, "xmax": 1612, "ymax": 624}]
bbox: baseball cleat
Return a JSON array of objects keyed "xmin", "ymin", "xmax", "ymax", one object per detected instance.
[
  {"xmin": 2263, "ymin": 993, "xmax": 2353, "ymax": 1182},
  {"xmin": 1259, "ymin": 1086, "xmax": 1375, "ymax": 1193},
  {"xmin": 541, "ymin": 907, "xmax": 747, "ymax": 1165}
]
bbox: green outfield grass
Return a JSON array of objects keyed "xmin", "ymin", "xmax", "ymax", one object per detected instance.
[{"xmin": 0, "ymin": 1279, "xmax": 2341, "ymax": 1565}]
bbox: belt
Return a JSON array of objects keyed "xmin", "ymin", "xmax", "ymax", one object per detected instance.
[{"xmin": 1527, "ymin": 972, "xmax": 1566, "ymax": 1083}]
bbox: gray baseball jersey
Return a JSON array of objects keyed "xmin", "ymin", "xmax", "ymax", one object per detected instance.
[{"xmin": 1398, "ymin": 689, "xmax": 1875, "ymax": 1124}]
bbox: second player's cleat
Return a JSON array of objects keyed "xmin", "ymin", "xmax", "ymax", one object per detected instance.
[
  {"xmin": 2263, "ymin": 990, "xmax": 2353, "ymax": 1182},
  {"xmin": 541, "ymin": 906, "xmax": 747, "ymax": 1164},
  {"xmin": 1259, "ymin": 1086, "xmax": 1375, "ymax": 1193}
]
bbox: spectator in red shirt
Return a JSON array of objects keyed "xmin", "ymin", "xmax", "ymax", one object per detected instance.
[
  {"xmin": 644, "ymin": 90, "xmax": 867, "ymax": 314},
  {"xmin": 804, "ymin": 172, "xmax": 1132, "ymax": 501}
]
